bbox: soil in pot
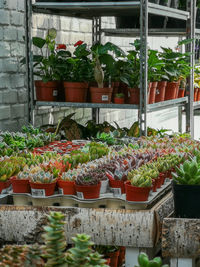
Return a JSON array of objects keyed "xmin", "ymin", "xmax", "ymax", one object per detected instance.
[
  {"xmin": 35, "ymin": 80, "xmax": 59, "ymax": 101},
  {"xmin": 75, "ymin": 182, "xmax": 101, "ymax": 199},
  {"xmin": 30, "ymin": 181, "xmax": 56, "ymax": 197},
  {"xmin": 57, "ymin": 180, "xmax": 76, "ymax": 195},
  {"xmin": 172, "ymin": 181, "xmax": 200, "ymax": 218},
  {"xmin": 125, "ymin": 181, "xmax": 151, "ymax": 201},
  {"xmin": 128, "ymin": 87, "xmax": 140, "ymax": 104},
  {"xmin": 90, "ymin": 87, "xmax": 113, "ymax": 103},
  {"xmin": 63, "ymin": 82, "xmax": 88, "ymax": 102},
  {"xmin": 165, "ymin": 81, "xmax": 179, "ymax": 100},
  {"xmin": 11, "ymin": 177, "xmax": 31, "ymax": 193},
  {"xmin": 155, "ymin": 81, "xmax": 167, "ymax": 102}
]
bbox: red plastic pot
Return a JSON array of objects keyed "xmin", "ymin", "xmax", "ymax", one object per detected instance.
[
  {"xmin": 114, "ymin": 97, "xmax": 124, "ymax": 104},
  {"xmin": 75, "ymin": 182, "xmax": 101, "ymax": 199},
  {"xmin": 165, "ymin": 81, "xmax": 179, "ymax": 100},
  {"xmin": 57, "ymin": 180, "xmax": 76, "ymax": 195},
  {"xmin": 148, "ymin": 82, "xmax": 157, "ymax": 104},
  {"xmin": 106, "ymin": 250, "xmax": 119, "ymax": 267},
  {"xmin": 155, "ymin": 81, "xmax": 167, "ymax": 102},
  {"xmin": 125, "ymin": 181, "xmax": 151, "ymax": 201},
  {"xmin": 0, "ymin": 180, "xmax": 11, "ymax": 194},
  {"xmin": 128, "ymin": 87, "xmax": 140, "ymax": 104},
  {"xmin": 197, "ymin": 88, "xmax": 200, "ymax": 101},
  {"xmin": 118, "ymin": 247, "xmax": 126, "ymax": 266},
  {"xmin": 11, "ymin": 176, "xmax": 31, "ymax": 193},
  {"xmin": 90, "ymin": 87, "xmax": 113, "ymax": 103},
  {"xmin": 63, "ymin": 82, "xmax": 88, "ymax": 102},
  {"xmin": 159, "ymin": 173, "xmax": 165, "ymax": 186},
  {"xmin": 178, "ymin": 88, "xmax": 185, "ymax": 98},
  {"xmin": 109, "ymin": 179, "xmax": 125, "ymax": 194},
  {"xmin": 30, "ymin": 181, "xmax": 56, "ymax": 196},
  {"xmin": 119, "ymin": 82, "xmax": 129, "ymax": 103},
  {"xmin": 35, "ymin": 80, "xmax": 59, "ymax": 101},
  {"xmin": 105, "ymin": 258, "xmax": 111, "ymax": 265},
  {"xmin": 152, "ymin": 179, "xmax": 157, "ymax": 192}
]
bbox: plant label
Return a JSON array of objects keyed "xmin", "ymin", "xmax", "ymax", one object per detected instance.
[
  {"xmin": 53, "ymin": 90, "xmax": 58, "ymax": 96},
  {"xmin": 58, "ymin": 188, "xmax": 63, "ymax": 195},
  {"xmin": 77, "ymin": 191, "xmax": 84, "ymax": 199},
  {"xmin": 110, "ymin": 187, "xmax": 121, "ymax": 197},
  {"xmin": 102, "ymin": 95, "xmax": 108, "ymax": 101},
  {"xmin": 31, "ymin": 188, "xmax": 46, "ymax": 197}
]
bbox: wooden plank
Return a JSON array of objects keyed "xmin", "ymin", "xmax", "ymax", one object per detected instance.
[{"xmin": 162, "ymin": 218, "xmax": 200, "ymax": 258}]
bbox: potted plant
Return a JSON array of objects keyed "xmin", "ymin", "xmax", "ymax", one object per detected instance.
[
  {"xmin": 90, "ymin": 42, "xmax": 125, "ymax": 103},
  {"xmin": 62, "ymin": 40, "xmax": 93, "ymax": 103},
  {"xmin": 172, "ymin": 156, "xmax": 200, "ymax": 218},
  {"xmin": 135, "ymin": 252, "xmax": 169, "ymax": 267},
  {"xmin": 94, "ymin": 245, "xmax": 119, "ymax": 267},
  {"xmin": 28, "ymin": 28, "xmax": 65, "ymax": 101},
  {"xmin": 57, "ymin": 170, "xmax": 77, "ymax": 195},
  {"xmin": 29, "ymin": 170, "xmax": 57, "ymax": 196},
  {"xmin": 11, "ymin": 171, "xmax": 31, "ymax": 194},
  {"xmin": 0, "ymin": 160, "xmax": 19, "ymax": 193},
  {"xmin": 75, "ymin": 172, "xmax": 101, "ymax": 199},
  {"xmin": 114, "ymin": 93, "xmax": 125, "ymax": 104}
]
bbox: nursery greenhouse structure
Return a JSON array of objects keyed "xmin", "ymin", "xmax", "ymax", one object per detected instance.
[{"xmin": 1, "ymin": 0, "xmax": 200, "ymax": 266}]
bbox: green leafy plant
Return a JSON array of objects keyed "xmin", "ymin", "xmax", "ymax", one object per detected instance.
[
  {"xmin": 115, "ymin": 93, "xmax": 125, "ymax": 98},
  {"xmin": 135, "ymin": 252, "xmax": 168, "ymax": 267}
]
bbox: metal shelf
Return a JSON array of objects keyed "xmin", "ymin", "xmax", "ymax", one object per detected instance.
[
  {"xmin": 35, "ymin": 97, "xmax": 188, "ymax": 112},
  {"xmin": 33, "ymin": 1, "xmax": 189, "ymax": 20},
  {"xmin": 193, "ymin": 100, "xmax": 200, "ymax": 110}
]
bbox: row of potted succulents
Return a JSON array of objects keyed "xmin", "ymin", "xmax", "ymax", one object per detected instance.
[{"xmin": 27, "ymin": 29, "xmax": 192, "ymax": 105}]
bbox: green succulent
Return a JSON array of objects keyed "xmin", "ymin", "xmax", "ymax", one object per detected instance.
[{"xmin": 135, "ymin": 252, "xmax": 169, "ymax": 267}]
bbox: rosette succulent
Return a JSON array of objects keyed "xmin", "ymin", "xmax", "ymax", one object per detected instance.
[{"xmin": 30, "ymin": 171, "xmax": 56, "ymax": 184}]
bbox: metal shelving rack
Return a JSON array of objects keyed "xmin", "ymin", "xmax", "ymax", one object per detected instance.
[{"xmin": 25, "ymin": 0, "xmax": 196, "ymax": 136}]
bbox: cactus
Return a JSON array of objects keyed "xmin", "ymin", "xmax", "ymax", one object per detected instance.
[
  {"xmin": 173, "ymin": 158, "xmax": 200, "ymax": 185},
  {"xmin": 42, "ymin": 212, "xmax": 67, "ymax": 267}
]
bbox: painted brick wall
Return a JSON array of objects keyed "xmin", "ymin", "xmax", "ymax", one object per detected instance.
[{"xmin": 0, "ymin": 0, "xmax": 181, "ymax": 133}]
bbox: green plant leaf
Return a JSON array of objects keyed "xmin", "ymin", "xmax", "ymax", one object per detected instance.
[{"xmin": 32, "ymin": 37, "xmax": 46, "ymax": 48}]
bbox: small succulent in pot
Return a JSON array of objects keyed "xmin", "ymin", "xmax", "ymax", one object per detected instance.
[
  {"xmin": 115, "ymin": 93, "xmax": 124, "ymax": 98},
  {"xmin": 76, "ymin": 172, "xmax": 99, "ymax": 186},
  {"xmin": 60, "ymin": 169, "xmax": 81, "ymax": 182},
  {"xmin": 30, "ymin": 171, "xmax": 56, "ymax": 184},
  {"xmin": 16, "ymin": 171, "xmax": 30, "ymax": 180}
]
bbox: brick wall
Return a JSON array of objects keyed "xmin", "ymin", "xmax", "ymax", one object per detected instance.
[{"xmin": 0, "ymin": 0, "xmax": 181, "ymax": 133}]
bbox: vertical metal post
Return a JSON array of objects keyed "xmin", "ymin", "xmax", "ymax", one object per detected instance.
[
  {"xmin": 139, "ymin": 0, "xmax": 148, "ymax": 136},
  {"xmin": 178, "ymin": 106, "xmax": 182, "ymax": 133},
  {"xmin": 92, "ymin": 17, "xmax": 101, "ymax": 124},
  {"xmin": 186, "ymin": 0, "xmax": 195, "ymax": 137},
  {"xmin": 25, "ymin": 0, "xmax": 34, "ymax": 125}
]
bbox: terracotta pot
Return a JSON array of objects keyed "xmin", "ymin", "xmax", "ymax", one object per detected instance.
[
  {"xmin": 119, "ymin": 82, "xmax": 129, "ymax": 103},
  {"xmin": 197, "ymin": 88, "xmax": 200, "ymax": 102},
  {"xmin": 11, "ymin": 176, "xmax": 31, "ymax": 193},
  {"xmin": 75, "ymin": 182, "xmax": 101, "ymax": 199},
  {"xmin": 30, "ymin": 181, "xmax": 56, "ymax": 196},
  {"xmin": 63, "ymin": 82, "xmax": 88, "ymax": 102},
  {"xmin": 128, "ymin": 87, "xmax": 140, "ymax": 104},
  {"xmin": 57, "ymin": 180, "xmax": 76, "ymax": 195},
  {"xmin": 106, "ymin": 250, "xmax": 119, "ymax": 267},
  {"xmin": 148, "ymin": 81, "xmax": 158, "ymax": 104},
  {"xmin": 155, "ymin": 81, "xmax": 167, "ymax": 102},
  {"xmin": 159, "ymin": 173, "xmax": 165, "ymax": 186},
  {"xmin": 194, "ymin": 88, "xmax": 199, "ymax": 102},
  {"xmin": 105, "ymin": 258, "xmax": 111, "ymax": 265},
  {"xmin": 35, "ymin": 80, "xmax": 59, "ymax": 101},
  {"xmin": 0, "ymin": 180, "xmax": 11, "ymax": 194},
  {"xmin": 90, "ymin": 87, "xmax": 113, "ymax": 103},
  {"xmin": 114, "ymin": 97, "xmax": 124, "ymax": 104},
  {"xmin": 178, "ymin": 88, "xmax": 185, "ymax": 98},
  {"xmin": 165, "ymin": 81, "xmax": 179, "ymax": 100},
  {"xmin": 152, "ymin": 179, "xmax": 157, "ymax": 192},
  {"xmin": 109, "ymin": 179, "xmax": 125, "ymax": 194},
  {"xmin": 118, "ymin": 247, "xmax": 126, "ymax": 267},
  {"xmin": 125, "ymin": 181, "xmax": 151, "ymax": 201}
]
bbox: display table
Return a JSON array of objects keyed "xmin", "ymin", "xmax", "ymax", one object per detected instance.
[
  {"xmin": 162, "ymin": 217, "xmax": 200, "ymax": 267},
  {"xmin": 0, "ymin": 192, "xmax": 173, "ymax": 266}
]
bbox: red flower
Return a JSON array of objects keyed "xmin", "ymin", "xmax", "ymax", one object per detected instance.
[
  {"xmin": 56, "ymin": 44, "xmax": 66, "ymax": 50},
  {"xmin": 74, "ymin": 40, "xmax": 84, "ymax": 47}
]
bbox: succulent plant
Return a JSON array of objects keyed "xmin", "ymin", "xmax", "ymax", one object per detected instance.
[
  {"xmin": 42, "ymin": 212, "xmax": 67, "ymax": 266},
  {"xmin": 76, "ymin": 172, "xmax": 99, "ymax": 186},
  {"xmin": 135, "ymin": 252, "xmax": 168, "ymax": 267},
  {"xmin": 30, "ymin": 170, "xmax": 56, "ymax": 184},
  {"xmin": 173, "ymin": 158, "xmax": 200, "ymax": 185},
  {"xmin": 61, "ymin": 169, "xmax": 81, "ymax": 181}
]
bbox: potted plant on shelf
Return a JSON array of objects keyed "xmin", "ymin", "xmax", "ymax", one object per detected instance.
[
  {"xmin": 61, "ymin": 41, "xmax": 93, "ymax": 103},
  {"xmin": 28, "ymin": 28, "xmax": 66, "ymax": 102},
  {"xmin": 29, "ymin": 170, "xmax": 57, "ymax": 196},
  {"xmin": 75, "ymin": 172, "xmax": 101, "ymax": 199},
  {"xmin": 94, "ymin": 245, "xmax": 120, "ymax": 267},
  {"xmin": 114, "ymin": 93, "xmax": 125, "ymax": 104},
  {"xmin": 11, "ymin": 171, "xmax": 31, "ymax": 194},
  {"xmin": 90, "ymin": 42, "xmax": 125, "ymax": 103},
  {"xmin": 57, "ymin": 170, "xmax": 78, "ymax": 195}
]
